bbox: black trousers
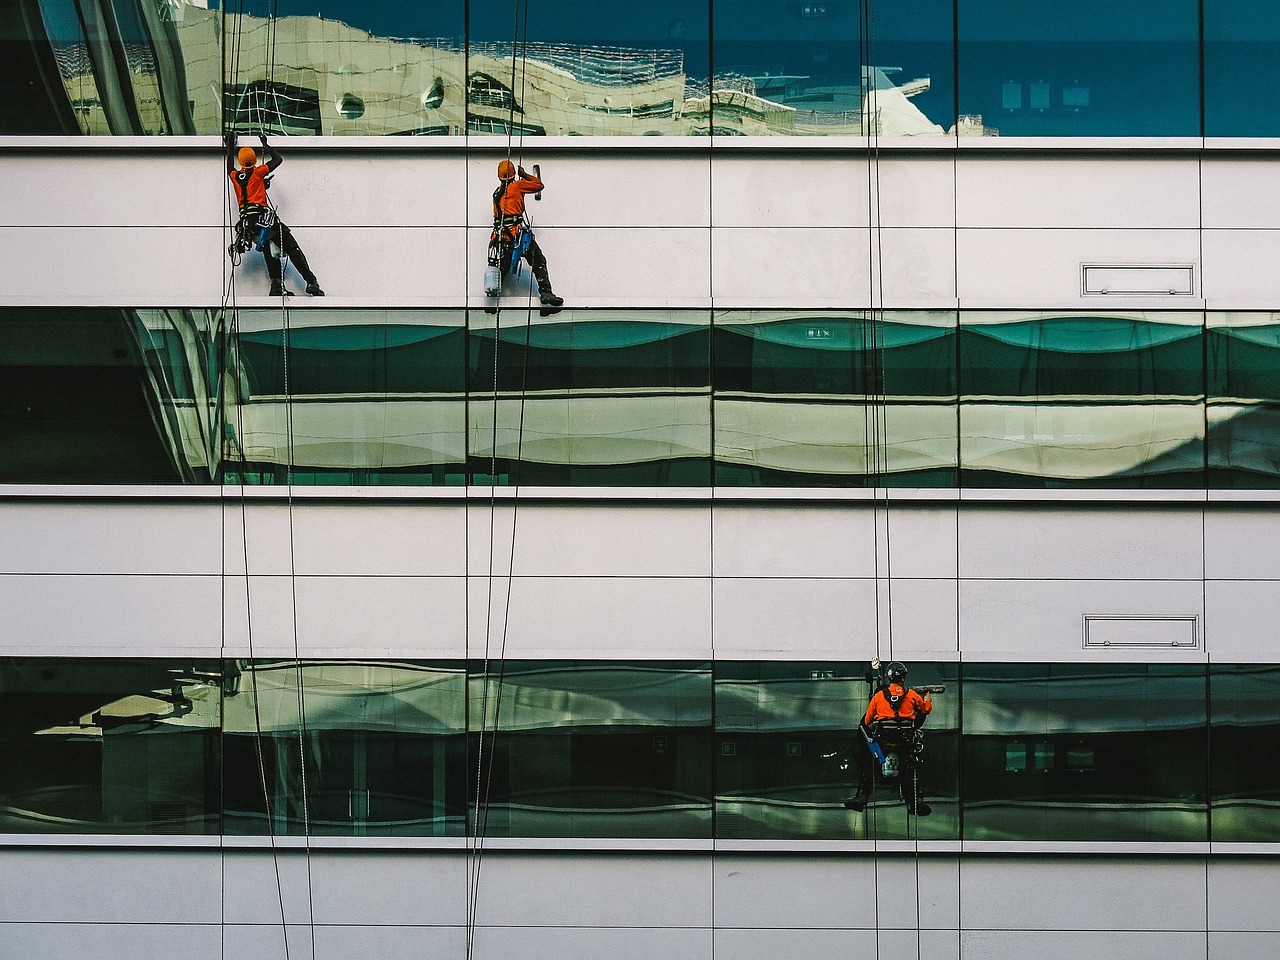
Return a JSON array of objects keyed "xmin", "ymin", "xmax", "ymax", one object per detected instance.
[
  {"xmin": 854, "ymin": 729, "xmax": 924, "ymax": 806},
  {"xmin": 243, "ymin": 213, "xmax": 318, "ymax": 286},
  {"xmin": 498, "ymin": 232, "xmax": 554, "ymax": 296}
]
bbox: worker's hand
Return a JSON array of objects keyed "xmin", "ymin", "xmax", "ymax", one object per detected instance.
[
  {"xmin": 223, "ymin": 131, "xmax": 236, "ymax": 151},
  {"xmin": 259, "ymin": 133, "xmax": 269, "ymax": 147},
  {"xmin": 517, "ymin": 165, "xmax": 527, "ymax": 178}
]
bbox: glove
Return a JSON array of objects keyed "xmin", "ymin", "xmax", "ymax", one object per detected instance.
[
  {"xmin": 223, "ymin": 131, "xmax": 236, "ymax": 152},
  {"xmin": 259, "ymin": 133, "xmax": 269, "ymax": 147},
  {"xmin": 517, "ymin": 165, "xmax": 527, "ymax": 178}
]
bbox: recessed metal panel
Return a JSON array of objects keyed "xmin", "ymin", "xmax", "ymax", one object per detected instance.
[
  {"xmin": 1082, "ymin": 264, "xmax": 1195, "ymax": 295},
  {"xmin": 1083, "ymin": 615, "xmax": 1199, "ymax": 648}
]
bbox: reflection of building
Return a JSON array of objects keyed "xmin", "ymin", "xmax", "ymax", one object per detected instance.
[{"xmin": 4, "ymin": 2, "xmax": 1280, "ymax": 960}]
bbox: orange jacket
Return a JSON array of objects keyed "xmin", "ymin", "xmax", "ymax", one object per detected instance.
[
  {"xmin": 863, "ymin": 684, "xmax": 932, "ymax": 725},
  {"xmin": 493, "ymin": 169, "xmax": 543, "ymax": 220},
  {"xmin": 230, "ymin": 164, "xmax": 271, "ymax": 210}
]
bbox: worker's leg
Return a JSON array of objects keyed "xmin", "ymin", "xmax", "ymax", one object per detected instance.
[
  {"xmin": 523, "ymin": 237, "xmax": 562, "ymax": 306},
  {"xmin": 276, "ymin": 222, "xmax": 323, "ymax": 295},
  {"xmin": 901, "ymin": 755, "xmax": 932, "ymax": 817},
  {"xmin": 843, "ymin": 738, "xmax": 875, "ymax": 810}
]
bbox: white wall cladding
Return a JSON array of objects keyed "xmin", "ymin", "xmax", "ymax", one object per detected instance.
[
  {"xmin": 5, "ymin": 144, "xmax": 1277, "ymax": 308},
  {"xmin": 0, "ymin": 491, "xmax": 1272, "ymax": 663}
]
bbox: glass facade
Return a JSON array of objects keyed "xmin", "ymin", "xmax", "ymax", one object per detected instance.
[
  {"xmin": 6, "ymin": 0, "xmax": 1280, "ymax": 137},
  {"xmin": 2, "ymin": 656, "xmax": 1272, "ymax": 843},
  {"xmin": 15, "ymin": 307, "xmax": 1280, "ymax": 488}
]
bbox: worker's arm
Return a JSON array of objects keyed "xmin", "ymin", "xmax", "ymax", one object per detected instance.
[
  {"xmin": 516, "ymin": 165, "xmax": 544, "ymax": 193},
  {"xmin": 260, "ymin": 134, "xmax": 283, "ymax": 173},
  {"xmin": 224, "ymin": 131, "xmax": 237, "ymax": 172}
]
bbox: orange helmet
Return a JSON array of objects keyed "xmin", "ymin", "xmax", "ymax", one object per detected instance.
[
  {"xmin": 497, "ymin": 159, "xmax": 516, "ymax": 181},
  {"xmin": 237, "ymin": 146, "xmax": 258, "ymax": 167}
]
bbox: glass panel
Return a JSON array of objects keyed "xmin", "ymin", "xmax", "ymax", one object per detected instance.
[
  {"xmin": 714, "ymin": 661, "xmax": 958, "ymax": 840},
  {"xmin": 962, "ymin": 663, "xmax": 1208, "ymax": 841},
  {"xmin": 959, "ymin": 312, "xmax": 1205, "ymax": 487},
  {"xmin": 215, "ymin": 0, "xmax": 466, "ymax": 136},
  {"xmin": 222, "ymin": 660, "xmax": 467, "ymax": 837},
  {"xmin": 226, "ymin": 309, "xmax": 467, "ymax": 485},
  {"xmin": 958, "ymin": 0, "xmax": 1200, "ymax": 137},
  {"xmin": 0, "ymin": 658, "xmax": 221, "ymax": 834},
  {"xmin": 0, "ymin": 308, "xmax": 194, "ymax": 483},
  {"xmin": 714, "ymin": 310, "xmax": 957, "ymax": 486},
  {"xmin": 1211, "ymin": 665, "xmax": 1280, "ymax": 842},
  {"xmin": 468, "ymin": 0, "xmax": 708, "ymax": 136},
  {"xmin": 712, "ymin": 0, "xmax": 956, "ymax": 137},
  {"xmin": 1207, "ymin": 313, "xmax": 1280, "ymax": 488},
  {"xmin": 1205, "ymin": 1, "xmax": 1280, "ymax": 138},
  {"xmin": 469, "ymin": 661, "xmax": 712, "ymax": 838},
  {"xmin": 468, "ymin": 309, "xmax": 711, "ymax": 485}
]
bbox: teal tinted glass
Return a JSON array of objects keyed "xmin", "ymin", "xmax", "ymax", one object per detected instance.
[
  {"xmin": 468, "ymin": 310, "xmax": 711, "ymax": 485},
  {"xmin": 714, "ymin": 661, "xmax": 958, "ymax": 840},
  {"xmin": 1210, "ymin": 665, "xmax": 1280, "ymax": 841},
  {"xmin": 713, "ymin": 311, "xmax": 958, "ymax": 487},
  {"xmin": 961, "ymin": 663, "xmax": 1208, "ymax": 842},
  {"xmin": 469, "ymin": 661, "xmax": 712, "ymax": 838},
  {"xmin": 958, "ymin": 0, "xmax": 1200, "ymax": 137},
  {"xmin": 0, "ymin": 308, "xmax": 205, "ymax": 484},
  {"xmin": 0, "ymin": 658, "xmax": 222, "ymax": 834},
  {"xmin": 712, "ymin": 0, "xmax": 956, "ymax": 137},
  {"xmin": 959, "ymin": 312, "xmax": 1205, "ymax": 487},
  {"xmin": 1205, "ymin": 1, "xmax": 1280, "ymax": 137},
  {"xmin": 468, "ymin": 0, "xmax": 708, "ymax": 136},
  {"xmin": 226, "ymin": 310, "xmax": 467, "ymax": 485},
  {"xmin": 1207, "ymin": 313, "xmax": 1280, "ymax": 487},
  {"xmin": 222, "ymin": 661, "xmax": 467, "ymax": 837}
]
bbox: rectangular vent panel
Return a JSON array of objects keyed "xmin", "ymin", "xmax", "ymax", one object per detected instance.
[
  {"xmin": 1082, "ymin": 264, "xmax": 1195, "ymax": 296},
  {"xmin": 1083, "ymin": 615, "xmax": 1199, "ymax": 649}
]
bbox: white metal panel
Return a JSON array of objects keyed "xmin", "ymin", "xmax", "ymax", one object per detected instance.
[
  {"xmin": 467, "ymin": 225, "xmax": 711, "ymax": 308},
  {"xmin": 0, "ymin": 502, "xmax": 219, "ymax": 574},
  {"xmin": 958, "ymin": 579, "xmax": 1205, "ymax": 662},
  {"xmin": 290, "ymin": 502, "xmax": 467, "ymax": 577},
  {"xmin": 959, "ymin": 507, "xmax": 1205, "ymax": 581},
  {"xmin": 471, "ymin": 928, "xmax": 713, "ymax": 960},
  {"xmin": 712, "ymin": 578, "xmax": 877, "ymax": 659},
  {"xmin": 956, "ymin": 157, "xmax": 1200, "ymax": 229},
  {"xmin": 715, "ymin": 929, "xmax": 958, "ymax": 960},
  {"xmin": 959, "ymin": 931, "xmax": 1210, "ymax": 960},
  {"xmin": 221, "ymin": 851, "xmax": 320, "ymax": 924},
  {"xmin": 884, "ymin": 579, "xmax": 960, "ymax": 660},
  {"xmin": 885, "ymin": 505, "xmax": 960, "ymax": 579},
  {"xmin": 956, "ymin": 228, "xmax": 1202, "ymax": 303},
  {"xmin": 269, "ymin": 154, "xmax": 468, "ymax": 227},
  {"xmin": 305, "ymin": 851, "xmax": 466, "ymax": 924},
  {"xmin": 223, "ymin": 502, "xmax": 299, "ymax": 576},
  {"xmin": 1205, "ymin": 511, "xmax": 1280, "ymax": 581},
  {"xmin": 711, "ymin": 505, "xmax": 876, "ymax": 578},
  {"xmin": 467, "ymin": 503, "xmax": 711, "ymax": 578},
  {"xmin": 1208, "ymin": 860, "xmax": 1280, "ymax": 932},
  {"xmin": 471, "ymin": 155, "xmax": 712, "ymax": 228},
  {"xmin": 1204, "ymin": 581, "xmax": 1280, "ymax": 663},
  {"xmin": 1201, "ymin": 229, "xmax": 1280, "ymax": 305},
  {"xmin": 2, "ymin": 924, "xmax": 223, "ymax": 960},
  {"xmin": 313, "ymin": 926, "xmax": 464, "ymax": 960},
  {"xmin": 1201, "ymin": 158, "xmax": 1280, "ymax": 230},
  {"xmin": 711, "ymin": 155, "xmax": 956, "ymax": 229},
  {"xmin": 0, "ymin": 227, "xmax": 224, "ymax": 304},
  {"xmin": 959, "ymin": 856, "xmax": 1209, "ymax": 930},
  {"xmin": 0, "ymin": 154, "xmax": 221, "ymax": 226},
  {"xmin": 467, "ymin": 575, "xmax": 711, "ymax": 659},
  {"xmin": 0, "ymin": 573, "xmax": 222, "ymax": 654}
]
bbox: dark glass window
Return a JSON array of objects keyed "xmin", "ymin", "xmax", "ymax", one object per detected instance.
[
  {"xmin": 959, "ymin": 312, "xmax": 1205, "ymax": 487},
  {"xmin": 958, "ymin": 0, "xmax": 1200, "ymax": 137},
  {"xmin": 0, "ymin": 308, "xmax": 191, "ymax": 484},
  {"xmin": 468, "ymin": 310, "xmax": 711, "ymax": 485},
  {"xmin": 712, "ymin": 0, "xmax": 956, "ymax": 137},
  {"xmin": 713, "ymin": 311, "xmax": 957, "ymax": 487},
  {"xmin": 1207, "ymin": 313, "xmax": 1280, "ymax": 488},
  {"xmin": 0, "ymin": 658, "xmax": 222, "ymax": 834},
  {"xmin": 1210, "ymin": 664, "xmax": 1280, "ymax": 842},
  {"xmin": 961, "ymin": 663, "xmax": 1208, "ymax": 842},
  {"xmin": 1205, "ymin": 1, "xmax": 1280, "ymax": 138},
  {"xmin": 468, "ymin": 661, "xmax": 712, "ymax": 838},
  {"xmin": 468, "ymin": 0, "xmax": 708, "ymax": 136},
  {"xmin": 221, "ymin": 660, "xmax": 467, "ymax": 837},
  {"xmin": 714, "ymin": 660, "xmax": 958, "ymax": 840}
]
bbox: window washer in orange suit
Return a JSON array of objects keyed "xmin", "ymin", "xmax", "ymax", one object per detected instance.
[
  {"xmin": 226, "ymin": 132, "xmax": 324, "ymax": 298},
  {"xmin": 488, "ymin": 159, "xmax": 562, "ymax": 314},
  {"xmin": 844, "ymin": 660, "xmax": 933, "ymax": 816}
]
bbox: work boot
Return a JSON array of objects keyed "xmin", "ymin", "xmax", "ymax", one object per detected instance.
[
  {"xmin": 305, "ymin": 282, "xmax": 325, "ymax": 297},
  {"xmin": 842, "ymin": 793, "xmax": 869, "ymax": 812},
  {"xmin": 909, "ymin": 800, "xmax": 932, "ymax": 817},
  {"xmin": 539, "ymin": 290, "xmax": 563, "ymax": 308},
  {"xmin": 268, "ymin": 282, "xmax": 290, "ymax": 297}
]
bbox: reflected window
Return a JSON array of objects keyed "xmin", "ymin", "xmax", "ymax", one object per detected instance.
[
  {"xmin": 958, "ymin": 0, "xmax": 1199, "ymax": 136},
  {"xmin": 714, "ymin": 661, "xmax": 959, "ymax": 840},
  {"xmin": 1208, "ymin": 313, "xmax": 1280, "ymax": 488},
  {"xmin": 961, "ymin": 663, "xmax": 1208, "ymax": 842},
  {"xmin": 713, "ymin": 0, "xmax": 956, "ymax": 137},
  {"xmin": 469, "ymin": 661, "xmax": 712, "ymax": 838},
  {"xmin": 1211, "ymin": 665, "xmax": 1280, "ymax": 841},
  {"xmin": 713, "ymin": 311, "xmax": 957, "ymax": 487},
  {"xmin": 0, "ymin": 658, "xmax": 222, "ymax": 834},
  {"xmin": 468, "ymin": 309, "xmax": 711, "ymax": 485},
  {"xmin": 222, "ymin": 661, "xmax": 467, "ymax": 837},
  {"xmin": 959, "ymin": 312, "xmax": 1205, "ymax": 487}
]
